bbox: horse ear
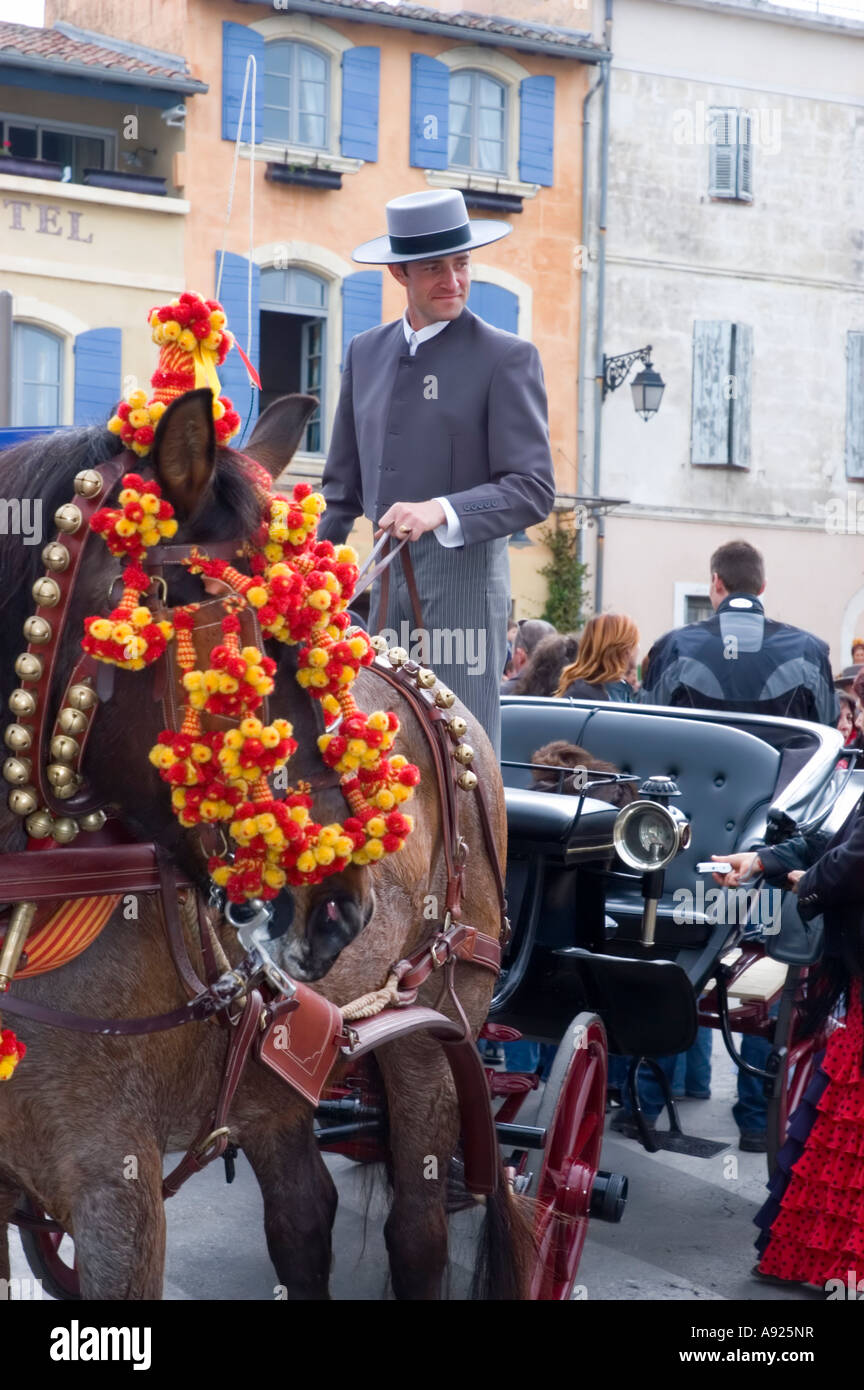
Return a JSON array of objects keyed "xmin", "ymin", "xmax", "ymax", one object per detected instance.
[
  {"xmin": 244, "ymin": 394, "xmax": 318, "ymax": 479},
  {"xmin": 150, "ymin": 388, "xmax": 216, "ymax": 517}
]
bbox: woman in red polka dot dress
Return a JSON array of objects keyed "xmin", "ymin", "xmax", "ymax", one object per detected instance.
[{"xmin": 714, "ymin": 795, "xmax": 864, "ymax": 1289}]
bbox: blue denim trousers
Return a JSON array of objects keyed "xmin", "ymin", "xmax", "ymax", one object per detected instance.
[{"xmin": 611, "ymin": 1028, "xmax": 713, "ymax": 1120}]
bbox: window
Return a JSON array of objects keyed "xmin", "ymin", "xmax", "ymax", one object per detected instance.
[
  {"xmin": 846, "ymin": 331, "xmax": 864, "ymax": 480},
  {"xmin": 263, "ymin": 41, "xmax": 329, "ymax": 150},
  {"xmin": 0, "ymin": 115, "xmax": 108, "ymax": 183},
  {"xmin": 708, "ymin": 107, "xmax": 752, "ymax": 203},
  {"xmin": 685, "ymin": 594, "xmax": 713, "ymax": 626},
  {"xmin": 259, "ymin": 266, "xmax": 328, "ymax": 453},
  {"xmin": 12, "ymin": 323, "xmax": 63, "ymax": 426},
  {"xmin": 448, "ymin": 70, "xmax": 507, "ymax": 175}
]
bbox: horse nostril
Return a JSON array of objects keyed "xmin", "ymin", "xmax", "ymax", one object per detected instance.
[{"xmin": 325, "ymin": 900, "xmax": 339, "ymax": 922}]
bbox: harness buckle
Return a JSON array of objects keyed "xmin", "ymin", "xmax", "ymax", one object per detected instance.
[{"xmin": 195, "ymin": 1126, "xmax": 231, "ymax": 1160}]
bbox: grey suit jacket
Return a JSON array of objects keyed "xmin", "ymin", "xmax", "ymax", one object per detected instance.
[{"xmin": 318, "ymin": 307, "xmax": 555, "ymax": 546}]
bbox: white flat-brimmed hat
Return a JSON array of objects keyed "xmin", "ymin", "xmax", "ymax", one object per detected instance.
[{"xmin": 352, "ymin": 189, "xmax": 511, "ymax": 264}]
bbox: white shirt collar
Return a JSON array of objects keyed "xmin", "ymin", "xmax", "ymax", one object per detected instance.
[{"xmin": 403, "ymin": 311, "xmax": 449, "ymax": 354}]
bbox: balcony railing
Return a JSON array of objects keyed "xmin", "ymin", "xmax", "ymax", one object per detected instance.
[{"xmin": 0, "ymin": 155, "xmax": 166, "ymax": 196}]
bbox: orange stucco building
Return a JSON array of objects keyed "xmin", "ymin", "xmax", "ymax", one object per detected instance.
[{"xmin": 38, "ymin": 0, "xmax": 603, "ymax": 611}]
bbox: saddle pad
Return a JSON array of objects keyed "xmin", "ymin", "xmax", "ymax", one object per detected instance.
[
  {"xmin": 1, "ymin": 895, "xmax": 122, "ymax": 979},
  {"xmin": 257, "ymin": 987, "xmax": 345, "ymax": 1106}
]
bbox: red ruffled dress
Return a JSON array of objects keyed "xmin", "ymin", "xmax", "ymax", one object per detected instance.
[{"xmin": 755, "ymin": 982, "xmax": 864, "ymax": 1283}]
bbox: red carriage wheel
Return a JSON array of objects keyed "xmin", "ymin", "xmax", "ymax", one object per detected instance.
[
  {"xmin": 16, "ymin": 1197, "xmax": 80, "ymax": 1301},
  {"xmin": 766, "ymin": 1023, "xmax": 831, "ymax": 1175},
  {"xmin": 527, "ymin": 1013, "xmax": 607, "ymax": 1300}
]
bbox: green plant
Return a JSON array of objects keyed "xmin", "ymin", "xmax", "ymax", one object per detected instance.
[{"xmin": 538, "ymin": 516, "xmax": 589, "ymax": 633}]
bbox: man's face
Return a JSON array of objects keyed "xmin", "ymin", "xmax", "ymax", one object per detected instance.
[{"xmin": 390, "ymin": 252, "xmax": 471, "ymax": 327}]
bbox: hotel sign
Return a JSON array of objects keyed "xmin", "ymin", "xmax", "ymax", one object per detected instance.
[{"xmin": 3, "ymin": 199, "xmax": 92, "ymax": 242}]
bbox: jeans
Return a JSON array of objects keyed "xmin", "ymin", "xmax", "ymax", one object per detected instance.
[
  {"xmin": 611, "ymin": 1028, "xmax": 713, "ymax": 1121},
  {"xmin": 733, "ymin": 1033, "xmax": 771, "ymax": 1135},
  {"xmin": 478, "ymin": 1039, "xmax": 557, "ymax": 1081}
]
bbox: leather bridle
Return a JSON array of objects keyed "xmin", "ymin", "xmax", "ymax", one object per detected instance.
[{"xmin": 1, "ymin": 449, "xmax": 509, "ymax": 1205}]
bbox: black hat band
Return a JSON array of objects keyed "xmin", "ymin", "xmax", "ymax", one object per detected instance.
[{"xmin": 387, "ymin": 221, "xmax": 473, "ymax": 256}]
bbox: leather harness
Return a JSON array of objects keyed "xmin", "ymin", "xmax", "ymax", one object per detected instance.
[{"xmin": 2, "ymin": 452, "xmax": 509, "ymax": 1204}]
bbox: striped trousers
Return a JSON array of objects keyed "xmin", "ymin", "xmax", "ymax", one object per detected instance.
[{"xmin": 370, "ymin": 533, "xmax": 510, "ymax": 759}]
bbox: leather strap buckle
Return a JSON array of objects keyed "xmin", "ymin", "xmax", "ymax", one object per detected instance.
[
  {"xmin": 195, "ymin": 1126, "xmax": 230, "ymax": 1160},
  {"xmin": 430, "ymin": 937, "xmax": 450, "ymax": 969}
]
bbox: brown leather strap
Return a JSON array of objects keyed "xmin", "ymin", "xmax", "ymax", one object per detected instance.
[
  {"xmin": 0, "ymin": 844, "xmax": 193, "ymax": 902},
  {"xmin": 399, "ymin": 545, "xmax": 424, "ymax": 634},
  {"xmin": 162, "ymin": 988, "xmax": 264, "ymax": 1199},
  {"xmin": 343, "ymin": 1004, "xmax": 499, "ymax": 1195},
  {"xmin": 395, "ymin": 920, "xmax": 501, "ymax": 996},
  {"xmin": 372, "ymin": 538, "xmax": 391, "ymax": 636},
  {"xmin": 142, "ymin": 539, "xmax": 241, "ymax": 567},
  {"xmin": 0, "ymin": 973, "xmax": 243, "ymax": 1035},
  {"xmin": 156, "ymin": 850, "xmax": 207, "ymax": 1001}
]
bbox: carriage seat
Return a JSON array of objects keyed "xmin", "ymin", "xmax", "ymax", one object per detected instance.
[
  {"xmin": 504, "ymin": 787, "xmax": 617, "ymax": 862},
  {"xmin": 501, "ymin": 698, "xmax": 782, "ymax": 944}
]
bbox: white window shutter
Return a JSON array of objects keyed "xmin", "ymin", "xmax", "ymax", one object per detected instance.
[
  {"xmin": 729, "ymin": 322, "xmax": 752, "ymax": 469},
  {"xmin": 736, "ymin": 110, "xmax": 753, "ymax": 202},
  {"xmin": 846, "ymin": 331, "xmax": 864, "ymax": 480},
  {"xmin": 708, "ymin": 107, "xmax": 738, "ymax": 199},
  {"xmin": 691, "ymin": 320, "xmax": 733, "ymax": 465}
]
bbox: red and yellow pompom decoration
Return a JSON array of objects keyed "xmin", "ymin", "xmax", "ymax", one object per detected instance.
[
  {"xmin": 0, "ymin": 1027, "xmax": 25, "ymax": 1082},
  {"xmin": 107, "ymin": 293, "xmax": 244, "ymax": 457},
  {"xmin": 82, "ymin": 463, "xmax": 421, "ymax": 900},
  {"xmin": 82, "ymin": 475, "xmax": 176, "ymax": 669}
]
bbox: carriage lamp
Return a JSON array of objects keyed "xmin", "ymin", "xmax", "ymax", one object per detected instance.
[
  {"xmin": 602, "ymin": 346, "xmax": 666, "ymax": 421},
  {"xmin": 613, "ymin": 801, "xmax": 684, "ymax": 873}
]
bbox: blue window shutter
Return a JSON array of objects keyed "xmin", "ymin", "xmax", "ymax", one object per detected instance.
[
  {"xmin": 216, "ymin": 251, "xmax": 260, "ymax": 443},
  {"xmin": 409, "ymin": 53, "xmax": 448, "ymax": 169},
  {"xmin": 222, "ymin": 22, "xmax": 264, "ymax": 143},
  {"xmin": 519, "ymin": 75, "xmax": 555, "ymax": 186},
  {"xmin": 342, "ymin": 271, "xmax": 382, "ymax": 367},
  {"xmin": 73, "ymin": 327, "xmax": 121, "ymax": 426},
  {"xmin": 845, "ymin": 332, "xmax": 864, "ymax": 480},
  {"xmin": 469, "ymin": 282, "xmax": 519, "ymax": 335},
  {"xmin": 341, "ymin": 46, "xmax": 380, "ymax": 161}
]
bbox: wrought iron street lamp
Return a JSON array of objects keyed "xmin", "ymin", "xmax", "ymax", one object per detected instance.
[{"xmin": 602, "ymin": 346, "xmax": 666, "ymax": 421}]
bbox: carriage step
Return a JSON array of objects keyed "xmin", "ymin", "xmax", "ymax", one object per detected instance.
[{"xmin": 649, "ymin": 1132, "xmax": 730, "ymax": 1158}]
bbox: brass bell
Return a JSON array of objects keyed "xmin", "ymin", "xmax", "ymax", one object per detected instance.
[
  {"xmin": 58, "ymin": 707, "xmax": 88, "ymax": 736},
  {"xmin": 457, "ymin": 770, "xmax": 478, "ymax": 791},
  {"xmin": 67, "ymin": 683, "xmax": 97, "ymax": 712},
  {"xmin": 52, "ymin": 779, "xmax": 80, "ymax": 800},
  {"xmin": 79, "ymin": 808, "xmax": 107, "ymax": 832},
  {"xmin": 434, "ymin": 688, "xmax": 456, "ymax": 709},
  {"xmin": 73, "ymin": 469, "xmax": 103, "ymax": 498},
  {"xmin": 8, "ymin": 785, "xmax": 38, "ymax": 817},
  {"xmin": 42, "ymin": 541, "xmax": 70, "ymax": 573},
  {"xmin": 14, "ymin": 652, "xmax": 43, "ymax": 682},
  {"xmin": 47, "ymin": 762, "xmax": 75, "ymax": 788},
  {"xmin": 3, "ymin": 756, "xmax": 32, "ymax": 785},
  {"xmin": 453, "ymin": 743, "xmax": 475, "ymax": 766},
  {"xmin": 51, "ymin": 816, "xmax": 79, "ymax": 844},
  {"xmin": 368, "ymin": 635, "xmax": 388, "ymax": 655},
  {"xmin": 32, "ymin": 576, "xmax": 62, "ymax": 608},
  {"xmin": 23, "ymin": 615, "xmax": 52, "ymax": 645},
  {"xmin": 50, "ymin": 735, "xmax": 80, "ymax": 763},
  {"xmin": 25, "ymin": 810, "xmax": 54, "ymax": 840},
  {"xmin": 9, "ymin": 688, "xmax": 37, "ymax": 718},
  {"xmin": 387, "ymin": 647, "xmax": 408, "ymax": 668},
  {"xmin": 54, "ymin": 503, "xmax": 82, "ymax": 534},
  {"xmin": 416, "ymin": 668, "xmax": 437, "ymax": 689},
  {"xmin": 4, "ymin": 723, "xmax": 32, "ymax": 751},
  {"xmin": 446, "ymin": 716, "xmax": 468, "ymax": 740}
]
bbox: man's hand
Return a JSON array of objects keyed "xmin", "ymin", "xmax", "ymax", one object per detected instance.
[
  {"xmin": 377, "ymin": 500, "xmax": 446, "ymax": 542},
  {"xmin": 711, "ymin": 852, "xmax": 762, "ymax": 886},
  {"xmin": 786, "ymin": 869, "xmax": 804, "ymax": 893}
]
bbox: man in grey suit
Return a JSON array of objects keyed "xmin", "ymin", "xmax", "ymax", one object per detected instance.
[{"xmin": 318, "ymin": 189, "xmax": 555, "ymax": 756}]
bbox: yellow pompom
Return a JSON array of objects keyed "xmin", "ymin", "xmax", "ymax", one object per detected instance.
[
  {"xmin": 335, "ymin": 836, "xmax": 354, "ymax": 858},
  {"xmin": 191, "ymin": 743, "xmax": 212, "ymax": 763},
  {"xmin": 159, "ymin": 518, "xmax": 178, "ymax": 539},
  {"xmin": 128, "ymin": 408, "xmax": 150, "ymax": 429},
  {"xmin": 131, "ymin": 606, "xmax": 152, "ymax": 628},
  {"xmin": 88, "ymin": 618, "xmax": 113, "ymax": 641},
  {"xmin": 348, "ymin": 637, "xmax": 368, "ymax": 660},
  {"xmin": 263, "ymin": 866, "xmax": 286, "ymax": 889},
  {"xmin": 140, "ymin": 494, "xmax": 160, "ymax": 515},
  {"xmin": 366, "ymin": 817, "xmax": 386, "ymax": 838},
  {"xmin": 107, "ymin": 416, "xmax": 124, "ymax": 435},
  {"xmin": 200, "ymin": 799, "xmax": 221, "ymax": 821},
  {"xmin": 375, "ymin": 789, "xmax": 395, "ymax": 810},
  {"xmin": 240, "ymin": 717, "xmax": 262, "ymax": 737},
  {"xmin": 203, "ymin": 331, "xmax": 221, "ymax": 351},
  {"xmin": 261, "ymin": 727, "xmax": 280, "ymax": 749},
  {"xmin": 115, "ymin": 518, "xmax": 136, "ymax": 538},
  {"xmin": 210, "ymin": 310, "xmax": 227, "ymax": 329},
  {"xmin": 149, "ymin": 400, "xmax": 167, "ymax": 421},
  {"xmin": 256, "ymin": 813, "xmax": 277, "ymax": 834},
  {"xmin": 365, "ymin": 839, "xmax": 385, "ymax": 861},
  {"xmin": 308, "ymin": 590, "xmax": 331, "ymax": 612},
  {"xmin": 163, "ymin": 320, "xmax": 181, "ymax": 340},
  {"xmin": 319, "ymin": 825, "xmax": 340, "ymax": 847},
  {"xmin": 273, "ymin": 719, "xmax": 293, "ymax": 739},
  {"xmin": 211, "ymin": 864, "xmax": 230, "ymax": 887},
  {"xmin": 289, "ymin": 806, "xmax": 309, "ymax": 825},
  {"xmin": 336, "ymin": 546, "xmax": 357, "ymax": 564},
  {"xmin": 308, "ymin": 647, "xmax": 329, "ymax": 668},
  {"xmin": 224, "ymin": 729, "xmax": 243, "ymax": 749},
  {"xmin": 314, "ymin": 845, "xmax": 336, "ymax": 866},
  {"xmin": 178, "ymin": 329, "xmax": 196, "ymax": 351},
  {"xmin": 351, "ymin": 849, "xmax": 370, "ymax": 866},
  {"xmin": 128, "ymin": 388, "xmax": 148, "ymax": 408},
  {"xmin": 296, "ymin": 850, "xmax": 317, "ymax": 875},
  {"xmin": 183, "ymin": 672, "xmax": 204, "ymax": 691}
]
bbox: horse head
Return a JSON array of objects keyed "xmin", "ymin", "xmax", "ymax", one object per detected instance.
[{"xmin": 0, "ymin": 390, "xmax": 375, "ymax": 981}]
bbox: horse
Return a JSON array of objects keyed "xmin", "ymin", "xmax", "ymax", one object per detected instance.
[{"xmin": 0, "ymin": 389, "xmax": 532, "ymax": 1300}]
